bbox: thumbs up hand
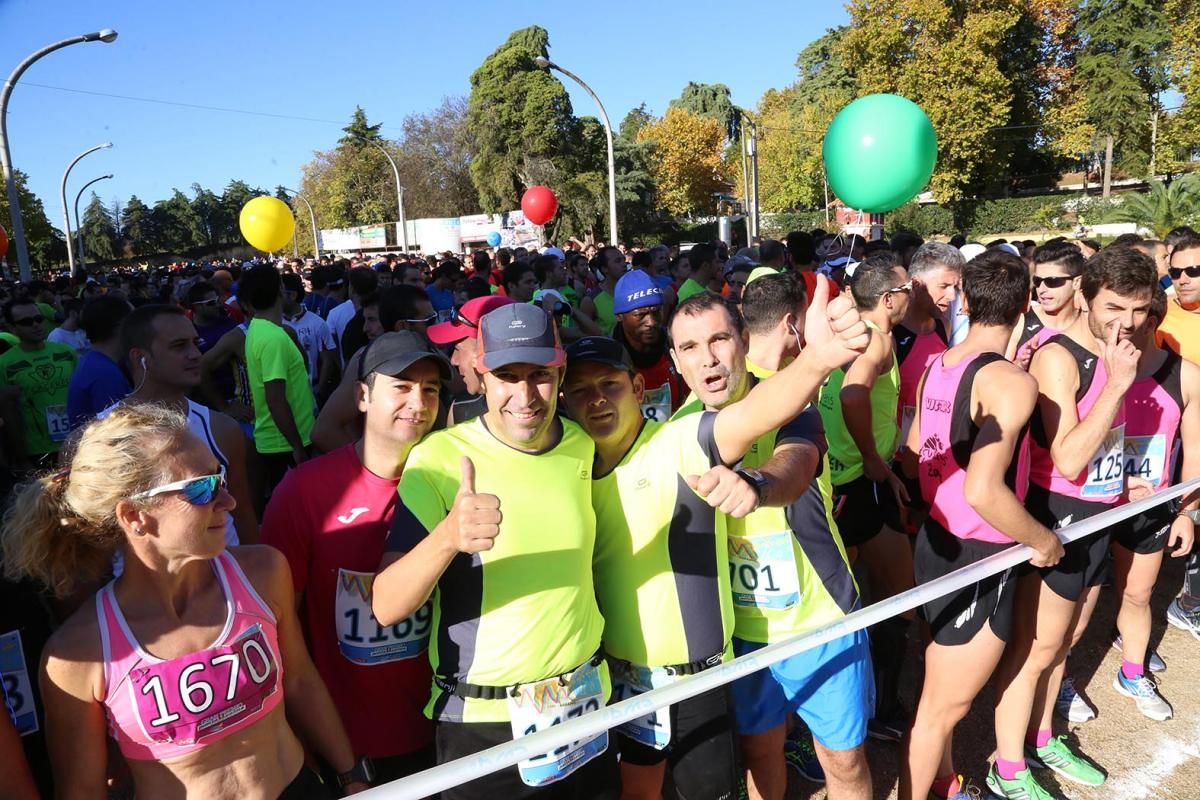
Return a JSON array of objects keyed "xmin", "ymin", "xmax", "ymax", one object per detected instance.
[{"xmin": 446, "ymin": 457, "xmax": 502, "ymax": 554}]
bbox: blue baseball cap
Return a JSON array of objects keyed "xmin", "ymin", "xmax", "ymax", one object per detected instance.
[{"xmin": 613, "ymin": 269, "xmax": 664, "ymax": 315}]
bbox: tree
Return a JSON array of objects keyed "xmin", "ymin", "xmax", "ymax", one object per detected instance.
[
  {"xmin": 120, "ymin": 195, "xmax": 155, "ymax": 257},
  {"xmin": 844, "ymin": 0, "xmax": 1024, "ymax": 203},
  {"xmin": 1102, "ymin": 174, "xmax": 1200, "ymax": 235},
  {"xmin": 338, "ymin": 106, "xmax": 384, "ymax": 145},
  {"xmin": 0, "ymin": 169, "xmax": 65, "ymax": 269},
  {"xmin": 670, "ymin": 82, "xmax": 740, "ymax": 141},
  {"xmin": 221, "ymin": 180, "xmax": 262, "ymax": 244},
  {"xmin": 793, "ymin": 27, "xmax": 858, "ymax": 107},
  {"xmin": 466, "ymin": 26, "xmax": 578, "ymax": 212},
  {"xmin": 397, "ymin": 96, "xmax": 479, "ymax": 218},
  {"xmin": 1158, "ymin": 0, "xmax": 1200, "ymax": 174},
  {"xmin": 80, "ymin": 192, "xmax": 118, "ymax": 261},
  {"xmin": 1076, "ymin": 0, "xmax": 1170, "ymax": 176},
  {"xmin": 153, "ymin": 189, "xmax": 204, "ymax": 253},
  {"xmin": 190, "ymin": 183, "xmax": 226, "ymax": 248},
  {"xmin": 636, "ymin": 108, "xmax": 727, "ymax": 216}
]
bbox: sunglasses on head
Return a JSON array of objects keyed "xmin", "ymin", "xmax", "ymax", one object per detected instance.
[
  {"xmin": 1168, "ymin": 265, "xmax": 1200, "ymax": 280},
  {"xmin": 1032, "ymin": 276, "xmax": 1072, "ymax": 289},
  {"xmin": 131, "ymin": 466, "xmax": 227, "ymax": 506}
]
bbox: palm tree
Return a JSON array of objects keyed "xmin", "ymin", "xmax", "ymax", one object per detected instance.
[{"xmin": 1103, "ymin": 175, "xmax": 1200, "ymax": 238}]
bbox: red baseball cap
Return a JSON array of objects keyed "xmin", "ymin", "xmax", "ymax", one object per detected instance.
[{"xmin": 426, "ymin": 294, "xmax": 516, "ymax": 345}]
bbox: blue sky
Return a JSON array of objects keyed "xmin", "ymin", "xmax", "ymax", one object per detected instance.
[{"xmin": 3, "ymin": 0, "xmax": 848, "ymax": 231}]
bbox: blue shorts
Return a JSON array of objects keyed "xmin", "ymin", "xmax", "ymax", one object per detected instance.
[{"xmin": 730, "ymin": 630, "xmax": 874, "ymax": 751}]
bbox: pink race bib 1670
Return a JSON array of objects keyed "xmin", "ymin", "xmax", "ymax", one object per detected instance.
[{"xmin": 127, "ymin": 625, "xmax": 279, "ymax": 746}]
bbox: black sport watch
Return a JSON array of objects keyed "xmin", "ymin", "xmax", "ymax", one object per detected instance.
[
  {"xmin": 337, "ymin": 756, "xmax": 375, "ymax": 791},
  {"xmin": 736, "ymin": 468, "xmax": 769, "ymax": 502}
]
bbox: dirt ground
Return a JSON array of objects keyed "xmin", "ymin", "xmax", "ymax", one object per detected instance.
[{"xmin": 785, "ymin": 554, "xmax": 1200, "ymax": 800}]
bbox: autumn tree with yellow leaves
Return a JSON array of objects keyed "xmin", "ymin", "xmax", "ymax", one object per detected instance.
[{"xmin": 635, "ymin": 108, "xmax": 728, "ymax": 216}]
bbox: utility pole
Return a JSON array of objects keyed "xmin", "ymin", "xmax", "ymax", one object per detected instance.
[
  {"xmin": 749, "ymin": 121, "xmax": 760, "ymax": 241},
  {"xmin": 1150, "ymin": 111, "xmax": 1159, "ymax": 178},
  {"xmin": 1102, "ymin": 133, "xmax": 1114, "ymax": 198},
  {"xmin": 740, "ymin": 124, "xmax": 752, "ymax": 245}
]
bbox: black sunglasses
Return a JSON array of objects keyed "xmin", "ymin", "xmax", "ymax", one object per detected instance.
[
  {"xmin": 1168, "ymin": 266, "xmax": 1200, "ymax": 280},
  {"xmin": 1031, "ymin": 276, "xmax": 1072, "ymax": 289},
  {"xmin": 12, "ymin": 316, "xmax": 42, "ymax": 326}
]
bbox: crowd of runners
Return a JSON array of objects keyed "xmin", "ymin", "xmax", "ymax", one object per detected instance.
[{"xmin": 0, "ymin": 229, "xmax": 1197, "ymax": 800}]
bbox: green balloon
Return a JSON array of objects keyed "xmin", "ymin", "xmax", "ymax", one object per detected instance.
[{"xmin": 822, "ymin": 94, "xmax": 938, "ymax": 214}]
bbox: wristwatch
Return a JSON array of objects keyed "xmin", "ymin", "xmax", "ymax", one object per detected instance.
[
  {"xmin": 736, "ymin": 468, "xmax": 769, "ymax": 502},
  {"xmin": 337, "ymin": 756, "xmax": 375, "ymax": 790}
]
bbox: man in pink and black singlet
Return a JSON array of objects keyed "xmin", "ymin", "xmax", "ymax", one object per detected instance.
[
  {"xmin": 262, "ymin": 332, "xmax": 451, "ymax": 784},
  {"xmin": 899, "ymin": 250, "xmax": 1064, "ymax": 800},
  {"xmin": 990, "ymin": 245, "xmax": 1157, "ymax": 797},
  {"xmin": 1006, "ymin": 241, "xmax": 1085, "ymax": 367}
]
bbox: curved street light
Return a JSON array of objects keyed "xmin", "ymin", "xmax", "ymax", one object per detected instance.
[
  {"xmin": 73, "ymin": 173, "xmax": 113, "ymax": 270},
  {"xmin": 534, "ymin": 56, "xmax": 618, "ymax": 246},
  {"xmin": 279, "ymin": 187, "xmax": 320, "ymax": 260},
  {"xmin": 1, "ymin": 29, "xmax": 119, "ymax": 280},
  {"xmin": 60, "ymin": 142, "xmax": 112, "ymax": 277},
  {"xmin": 353, "ymin": 136, "xmax": 408, "ymax": 254}
]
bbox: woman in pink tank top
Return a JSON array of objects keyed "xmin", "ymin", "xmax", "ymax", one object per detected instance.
[{"xmin": 1, "ymin": 405, "xmax": 369, "ymax": 799}]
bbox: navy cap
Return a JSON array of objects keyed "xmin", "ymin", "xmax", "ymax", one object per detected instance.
[
  {"xmin": 565, "ymin": 336, "xmax": 633, "ymax": 371},
  {"xmin": 357, "ymin": 331, "xmax": 451, "ymax": 382},
  {"xmin": 613, "ymin": 269, "xmax": 664, "ymax": 315},
  {"xmin": 476, "ymin": 303, "xmax": 566, "ymax": 373}
]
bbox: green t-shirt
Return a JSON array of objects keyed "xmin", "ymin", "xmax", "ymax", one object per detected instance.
[
  {"xmin": 592, "ymin": 415, "xmax": 734, "ymax": 669},
  {"xmin": 388, "ymin": 416, "xmax": 608, "ymax": 723},
  {"xmin": 676, "ymin": 402, "xmax": 859, "ymax": 643},
  {"xmin": 0, "ymin": 342, "xmax": 77, "ymax": 454},
  {"xmin": 677, "ymin": 278, "xmax": 709, "ymax": 302},
  {"xmin": 816, "ymin": 322, "xmax": 901, "ymax": 485},
  {"xmin": 593, "ymin": 290, "xmax": 616, "ymax": 337},
  {"xmin": 245, "ymin": 318, "xmax": 314, "ymax": 454}
]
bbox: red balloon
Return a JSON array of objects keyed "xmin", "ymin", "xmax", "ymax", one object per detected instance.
[
  {"xmin": 521, "ymin": 186, "xmax": 558, "ymax": 226},
  {"xmin": 0, "ymin": 225, "xmax": 7, "ymax": 259}
]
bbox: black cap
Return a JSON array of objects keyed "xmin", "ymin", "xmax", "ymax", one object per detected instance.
[
  {"xmin": 476, "ymin": 303, "xmax": 566, "ymax": 373},
  {"xmin": 565, "ymin": 336, "xmax": 633, "ymax": 371},
  {"xmin": 357, "ymin": 331, "xmax": 451, "ymax": 382}
]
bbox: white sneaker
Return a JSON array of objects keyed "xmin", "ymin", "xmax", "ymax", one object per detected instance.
[
  {"xmin": 1113, "ymin": 670, "xmax": 1173, "ymax": 721},
  {"xmin": 1054, "ymin": 675, "xmax": 1096, "ymax": 723}
]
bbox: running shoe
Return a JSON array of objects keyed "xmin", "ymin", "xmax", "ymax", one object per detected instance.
[
  {"xmin": 1053, "ymin": 675, "xmax": 1095, "ymax": 723},
  {"xmin": 783, "ymin": 735, "xmax": 825, "ymax": 784},
  {"xmin": 1025, "ymin": 735, "xmax": 1106, "ymax": 786},
  {"xmin": 1113, "ymin": 669, "xmax": 1173, "ymax": 721},
  {"xmin": 1110, "ymin": 633, "xmax": 1166, "ymax": 672},
  {"xmin": 1166, "ymin": 598, "xmax": 1200, "ymax": 640},
  {"xmin": 928, "ymin": 774, "xmax": 981, "ymax": 800},
  {"xmin": 985, "ymin": 764, "xmax": 1055, "ymax": 799}
]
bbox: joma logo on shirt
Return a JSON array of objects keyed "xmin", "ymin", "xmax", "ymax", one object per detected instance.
[{"xmin": 336, "ymin": 507, "xmax": 369, "ymax": 524}]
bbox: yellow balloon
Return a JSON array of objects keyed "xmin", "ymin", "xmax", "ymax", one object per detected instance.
[{"xmin": 239, "ymin": 196, "xmax": 296, "ymax": 252}]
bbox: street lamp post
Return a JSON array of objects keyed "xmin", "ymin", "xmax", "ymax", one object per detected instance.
[
  {"xmin": 356, "ymin": 138, "xmax": 408, "ymax": 254},
  {"xmin": 1, "ymin": 29, "xmax": 118, "ymax": 281},
  {"xmin": 280, "ymin": 187, "xmax": 320, "ymax": 260},
  {"xmin": 60, "ymin": 142, "xmax": 112, "ymax": 279},
  {"xmin": 534, "ymin": 56, "xmax": 618, "ymax": 247},
  {"xmin": 73, "ymin": 173, "xmax": 113, "ymax": 270}
]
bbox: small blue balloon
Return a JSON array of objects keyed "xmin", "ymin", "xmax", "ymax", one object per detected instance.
[{"xmin": 486, "ymin": 231, "xmax": 502, "ymax": 247}]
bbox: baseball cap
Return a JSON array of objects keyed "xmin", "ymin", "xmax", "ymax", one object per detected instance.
[
  {"xmin": 723, "ymin": 254, "xmax": 757, "ymax": 277},
  {"xmin": 746, "ymin": 266, "xmax": 779, "ymax": 286},
  {"xmin": 427, "ymin": 295, "xmax": 516, "ymax": 345},
  {"xmin": 565, "ymin": 336, "xmax": 634, "ymax": 371},
  {"xmin": 357, "ymin": 331, "xmax": 451, "ymax": 382},
  {"xmin": 959, "ymin": 243, "xmax": 987, "ymax": 262},
  {"xmin": 476, "ymin": 303, "xmax": 566, "ymax": 372},
  {"xmin": 613, "ymin": 270, "xmax": 664, "ymax": 315}
]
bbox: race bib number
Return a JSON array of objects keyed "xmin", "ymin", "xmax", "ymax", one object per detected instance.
[
  {"xmin": 1124, "ymin": 434, "xmax": 1167, "ymax": 489},
  {"xmin": 900, "ymin": 405, "xmax": 916, "ymax": 448},
  {"xmin": 130, "ymin": 625, "xmax": 278, "ymax": 746},
  {"xmin": 45, "ymin": 405, "xmax": 69, "ymax": 443},
  {"xmin": 507, "ymin": 661, "xmax": 608, "ymax": 787},
  {"xmin": 335, "ymin": 569, "xmax": 431, "ymax": 664},
  {"xmin": 1082, "ymin": 424, "xmax": 1125, "ymax": 498},
  {"xmin": 609, "ymin": 663, "xmax": 671, "ymax": 750},
  {"xmin": 728, "ymin": 532, "xmax": 801, "ymax": 610},
  {"xmin": 640, "ymin": 383, "xmax": 672, "ymax": 422},
  {"xmin": 0, "ymin": 630, "xmax": 38, "ymax": 736}
]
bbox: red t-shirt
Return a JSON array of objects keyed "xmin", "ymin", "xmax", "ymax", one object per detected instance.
[{"xmin": 260, "ymin": 444, "xmax": 433, "ymax": 757}]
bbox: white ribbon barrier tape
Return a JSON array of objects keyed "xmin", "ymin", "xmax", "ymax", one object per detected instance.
[{"xmin": 361, "ymin": 478, "xmax": 1200, "ymax": 800}]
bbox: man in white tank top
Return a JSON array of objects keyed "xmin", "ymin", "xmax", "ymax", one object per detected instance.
[{"xmin": 114, "ymin": 304, "xmax": 258, "ymax": 546}]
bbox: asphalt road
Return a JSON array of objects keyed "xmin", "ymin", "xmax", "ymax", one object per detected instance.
[{"xmin": 784, "ymin": 552, "xmax": 1200, "ymax": 800}]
